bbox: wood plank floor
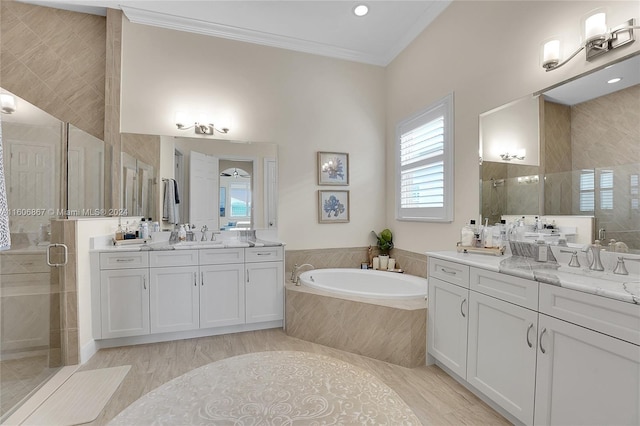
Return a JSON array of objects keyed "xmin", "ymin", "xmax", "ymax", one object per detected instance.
[{"xmin": 80, "ymin": 328, "xmax": 510, "ymax": 425}]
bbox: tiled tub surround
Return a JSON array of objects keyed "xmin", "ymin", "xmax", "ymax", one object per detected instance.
[
  {"xmin": 285, "ymin": 281, "xmax": 426, "ymax": 368},
  {"xmin": 285, "ymin": 247, "xmax": 427, "ymax": 278}
]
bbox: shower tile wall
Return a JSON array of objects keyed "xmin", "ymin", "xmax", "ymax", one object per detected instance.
[
  {"xmin": 543, "ymin": 101, "xmax": 572, "ymax": 215},
  {"xmin": 571, "ymin": 85, "xmax": 640, "ymax": 249},
  {"xmin": 0, "ymin": 1, "xmax": 106, "ymax": 139}
]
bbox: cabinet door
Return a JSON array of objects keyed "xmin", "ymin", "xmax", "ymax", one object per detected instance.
[
  {"xmin": 245, "ymin": 262, "xmax": 284, "ymax": 323},
  {"xmin": 467, "ymin": 291, "xmax": 538, "ymax": 425},
  {"xmin": 200, "ymin": 264, "xmax": 245, "ymax": 328},
  {"xmin": 100, "ymin": 269, "xmax": 149, "ymax": 338},
  {"xmin": 534, "ymin": 314, "xmax": 640, "ymax": 426},
  {"xmin": 428, "ymin": 277, "xmax": 469, "ymax": 378},
  {"xmin": 149, "ymin": 266, "xmax": 199, "ymax": 333}
]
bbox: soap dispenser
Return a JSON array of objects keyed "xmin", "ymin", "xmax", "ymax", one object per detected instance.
[{"xmin": 178, "ymin": 224, "xmax": 187, "ymax": 241}]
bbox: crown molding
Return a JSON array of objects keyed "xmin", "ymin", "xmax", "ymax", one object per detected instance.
[{"xmin": 122, "ymin": 6, "xmax": 388, "ymax": 66}]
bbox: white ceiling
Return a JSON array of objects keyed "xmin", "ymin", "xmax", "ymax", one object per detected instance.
[{"xmin": 22, "ymin": 0, "xmax": 452, "ymax": 66}]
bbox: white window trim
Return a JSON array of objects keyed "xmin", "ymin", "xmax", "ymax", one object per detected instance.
[{"xmin": 395, "ymin": 92, "xmax": 454, "ymax": 222}]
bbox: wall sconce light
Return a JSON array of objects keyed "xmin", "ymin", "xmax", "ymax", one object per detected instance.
[
  {"xmin": 1, "ymin": 94, "xmax": 16, "ymax": 114},
  {"xmin": 542, "ymin": 14, "xmax": 639, "ymax": 71},
  {"xmin": 500, "ymin": 149, "xmax": 526, "ymax": 161},
  {"xmin": 175, "ymin": 111, "xmax": 230, "ymax": 135}
]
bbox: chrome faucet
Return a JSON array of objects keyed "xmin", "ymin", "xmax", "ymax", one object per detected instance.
[
  {"xmin": 613, "ymin": 256, "xmax": 640, "ymax": 275},
  {"xmin": 585, "ymin": 240, "xmax": 604, "ymax": 271},
  {"xmin": 211, "ymin": 231, "xmax": 221, "ymax": 241},
  {"xmin": 201, "ymin": 225, "xmax": 208, "ymax": 241},
  {"xmin": 291, "ymin": 263, "xmax": 315, "ymax": 285},
  {"xmin": 560, "ymin": 249, "xmax": 580, "ymax": 268}
]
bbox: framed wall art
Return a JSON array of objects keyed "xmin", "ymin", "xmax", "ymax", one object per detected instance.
[
  {"xmin": 317, "ymin": 152, "xmax": 349, "ymax": 185},
  {"xmin": 318, "ymin": 190, "xmax": 350, "ymax": 223}
]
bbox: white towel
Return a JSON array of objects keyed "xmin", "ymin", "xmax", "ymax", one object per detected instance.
[{"xmin": 162, "ymin": 179, "xmax": 179, "ymax": 224}]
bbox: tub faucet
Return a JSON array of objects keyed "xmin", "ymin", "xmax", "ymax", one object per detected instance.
[{"xmin": 291, "ymin": 263, "xmax": 315, "ymax": 285}]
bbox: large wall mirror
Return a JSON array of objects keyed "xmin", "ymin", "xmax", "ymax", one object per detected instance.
[
  {"xmin": 479, "ymin": 53, "xmax": 640, "ymax": 251},
  {"xmin": 162, "ymin": 136, "xmax": 277, "ymax": 231},
  {"xmin": 120, "ymin": 134, "xmax": 278, "ymax": 232}
]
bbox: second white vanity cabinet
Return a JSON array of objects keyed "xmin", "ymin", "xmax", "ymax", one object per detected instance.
[
  {"xmin": 99, "ymin": 252, "xmax": 150, "ymax": 339},
  {"xmin": 149, "ymin": 250, "xmax": 199, "ymax": 334},
  {"xmin": 199, "ymin": 248, "xmax": 246, "ymax": 328},
  {"xmin": 93, "ymin": 245, "xmax": 285, "ymax": 343},
  {"xmin": 245, "ymin": 247, "xmax": 284, "ymax": 323}
]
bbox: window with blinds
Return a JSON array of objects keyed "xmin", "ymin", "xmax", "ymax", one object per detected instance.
[
  {"xmin": 396, "ymin": 93, "xmax": 453, "ymax": 222},
  {"xmin": 579, "ymin": 170, "xmax": 595, "ymax": 212}
]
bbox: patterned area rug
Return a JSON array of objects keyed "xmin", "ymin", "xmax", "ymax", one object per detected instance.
[{"xmin": 110, "ymin": 351, "xmax": 421, "ymax": 425}]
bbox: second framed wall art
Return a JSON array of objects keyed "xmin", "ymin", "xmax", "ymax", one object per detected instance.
[{"xmin": 318, "ymin": 190, "xmax": 350, "ymax": 223}]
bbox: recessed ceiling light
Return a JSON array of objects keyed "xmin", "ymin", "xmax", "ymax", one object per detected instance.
[
  {"xmin": 353, "ymin": 4, "xmax": 368, "ymax": 17},
  {"xmin": 607, "ymin": 77, "xmax": 622, "ymax": 84}
]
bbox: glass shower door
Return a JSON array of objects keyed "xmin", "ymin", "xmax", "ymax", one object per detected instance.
[{"xmin": 0, "ymin": 89, "xmax": 65, "ymax": 419}]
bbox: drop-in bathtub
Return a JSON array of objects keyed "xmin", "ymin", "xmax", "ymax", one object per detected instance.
[
  {"xmin": 298, "ymin": 268, "xmax": 428, "ymax": 299},
  {"xmin": 286, "ymin": 268, "xmax": 428, "ymax": 367}
]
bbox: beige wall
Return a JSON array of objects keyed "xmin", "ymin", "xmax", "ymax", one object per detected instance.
[
  {"xmin": 0, "ymin": 1, "xmax": 106, "ymax": 139},
  {"xmin": 119, "ymin": 18, "xmax": 387, "ymax": 250},
  {"xmin": 386, "ymin": 1, "xmax": 640, "ymax": 253}
]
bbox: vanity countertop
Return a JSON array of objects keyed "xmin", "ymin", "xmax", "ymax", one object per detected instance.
[
  {"xmin": 427, "ymin": 251, "xmax": 640, "ymax": 305},
  {"xmin": 92, "ymin": 239, "xmax": 283, "ymax": 252}
]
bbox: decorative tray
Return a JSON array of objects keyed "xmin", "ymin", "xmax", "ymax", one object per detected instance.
[{"xmin": 456, "ymin": 242, "xmax": 505, "ymax": 256}]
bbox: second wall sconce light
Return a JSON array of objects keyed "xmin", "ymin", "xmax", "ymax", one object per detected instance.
[
  {"xmin": 175, "ymin": 111, "xmax": 230, "ymax": 135},
  {"xmin": 542, "ymin": 13, "xmax": 639, "ymax": 71}
]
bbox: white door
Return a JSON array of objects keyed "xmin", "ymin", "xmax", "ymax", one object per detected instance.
[
  {"xmin": 534, "ymin": 314, "xmax": 640, "ymax": 426},
  {"xmin": 149, "ymin": 266, "xmax": 199, "ymax": 333},
  {"xmin": 100, "ymin": 269, "xmax": 150, "ymax": 338},
  {"xmin": 467, "ymin": 291, "xmax": 538, "ymax": 425},
  {"xmin": 245, "ymin": 261, "xmax": 284, "ymax": 323},
  {"xmin": 427, "ymin": 277, "xmax": 469, "ymax": 379},
  {"xmin": 189, "ymin": 151, "xmax": 218, "ymax": 230},
  {"xmin": 264, "ymin": 157, "xmax": 278, "ymax": 228},
  {"xmin": 200, "ymin": 263, "xmax": 245, "ymax": 328}
]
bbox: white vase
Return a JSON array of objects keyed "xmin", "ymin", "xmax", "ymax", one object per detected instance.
[{"xmin": 379, "ymin": 254, "xmax": 389, "ymax": 270}]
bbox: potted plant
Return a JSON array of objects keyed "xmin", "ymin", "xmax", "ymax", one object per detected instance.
[{"xmin": 371, "ymin": 229, "xmax": 393, "ymax": 269}]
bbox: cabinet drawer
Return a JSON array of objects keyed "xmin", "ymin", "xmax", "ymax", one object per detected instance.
[
  {"xmin": 470, "ymin": 268, "xmax": 538, "ymax": 310},
  {"xmin": 149, "ymin": 250, "xmax": 198, "ymax": 267},
  {"xmin": 429, "ymin": 258, "xmax": 470, "ymax": 288},
  {"xmin": 539, "ymin": 284, "xmax": 640, "ymax": 345},
  {"xmin": 246, "ymin": 246, "xmax": 283, "ymax": 263},
  {"xmin": 0, "ymin": 253, "xmax": 49, "ymax": 274},
  {"xmin": 199, "ymin": 248, "xmax": 244, "ymax": 265},
  {"xmin": 100, "ymin": 252, "xmax": 149, "ymax": 269}
]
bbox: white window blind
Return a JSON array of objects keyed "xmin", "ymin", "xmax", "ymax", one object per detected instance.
[
  {"xmin": 599, "ymin": 170, "xmax": 613, "ymax": 210},
  {"xmin": 579, "ymin": 170, "xmax": 595, "ymax": 212},
  {"xmin": 396, "ymin": 93, "xmax": 453, "ymax": 222}
]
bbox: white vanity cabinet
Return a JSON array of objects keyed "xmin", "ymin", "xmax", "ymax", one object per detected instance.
[
  {"xmin": 534, "ymin": 286, "xmax": 640, "ymax": 426},
  {"xmin": 99, "ymin": 252, "xmax": 150, "ymax": 339},
  {"xmin": 245, "ymin": 247, "xmax": 284, "ymax": 323},
  {"xmin": 199, "ymin": 249, "xmax": 245, "ymax": 328},
  {"xmin": 149, "ymin": 250, "xmax": 199, "ymax": 334},
  {"xmin": 427, "ymin": 258, "xmax": 470, "ymax": 378},
  {"xmin": 92, "ymin": 245, "xmax": 285, "ymax": 343},
  {"xmin": 466, "ymin": 269, "xmax": 539, "ymax": 425},
  {"xmin": 427, "ymin": 253, "xmax": 640, "ymax": 426}
]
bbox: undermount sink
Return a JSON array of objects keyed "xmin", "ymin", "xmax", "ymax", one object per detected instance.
[
  {"xmin": 172, "ymin": 241, "xmax": 224, "ymax": 249},
  {"xmin": 533, "ymin": 265, "xmax": 640, "ymax": 286}
]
